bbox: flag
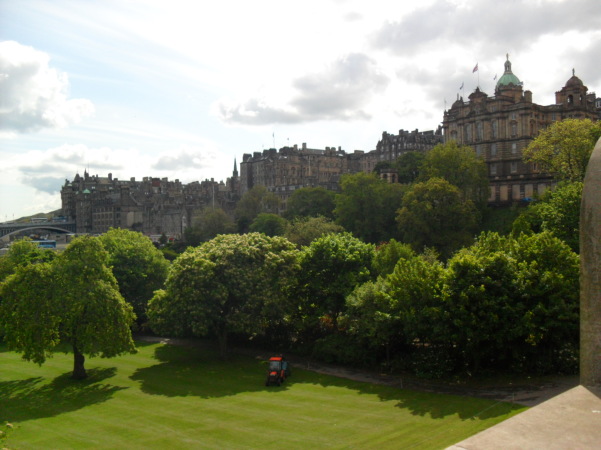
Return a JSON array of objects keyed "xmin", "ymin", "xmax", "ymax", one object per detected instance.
[
  {"xmin": 473, "ymin": 63, "xmax": 478, "ymax": 73},
  {"xmin": 459, "ymin": 82, "xmax": 464, "ymax": 90}
]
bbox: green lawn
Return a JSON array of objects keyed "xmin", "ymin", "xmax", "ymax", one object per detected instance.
[{"xmin": 0, "ymin": 340, "xmax": 526, "ymax": 449}]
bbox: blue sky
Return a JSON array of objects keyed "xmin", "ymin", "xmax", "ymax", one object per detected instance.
[{"xmin": 1, "ymin": 0, "xmax": 600, "ymax": 220}]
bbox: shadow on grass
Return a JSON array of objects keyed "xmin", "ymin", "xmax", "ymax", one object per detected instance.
[
  {"xmin": 130, "ymin": 344, "xmax": 293, "ymax": 398},
  {"xmin": 0, "ymin": 367, "xmax": 127, "ymax": 422},
  {"xmin": 131, "ymin": 343, "xmax": 523, "ymax": 420}
]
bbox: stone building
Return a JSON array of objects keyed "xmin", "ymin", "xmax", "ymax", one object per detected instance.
[
  {"xmin": 240, "ymin": 129, "xmax": 443, "ymax": 212},
  {"xmin": 61, "ymin": 168, "xmax": 240, "ymax": 237},
  {"xmin": 442, "ymin": 55, "xmax": 600, "ymax": 203}
]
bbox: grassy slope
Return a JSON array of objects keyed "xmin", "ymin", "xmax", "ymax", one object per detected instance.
[{"xmin": 0, "ymin": 341, "xmax": 526, "ymax": 449}]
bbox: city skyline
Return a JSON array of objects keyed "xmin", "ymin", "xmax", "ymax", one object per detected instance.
[{"xmin": 2, "ymin": 0, "xmax": 600, "ymax": 220}]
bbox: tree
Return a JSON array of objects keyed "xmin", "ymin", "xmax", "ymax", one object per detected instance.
[
  {"xmin": 0, "ymin": 236, "xmax": 136, "ymax": 379},
  {"xmin": 294, "ymin": 233, "xmax": 374, "ymax": 335},
  {"xmin": 185, "ymin": 207, "xmax": 236, "ymax": 246},
  {"xmin": 284, "ymin": 187, "xmax": 336, "ymax": 220},
  {"xmin": 249, "ymin": 213, "xmax": 288, "ymax": 236},
  {"xmin": 372, "ymin": 239, "xmax": 415, "ymax": 278},
  {"xmin": 512, "ymin": 181, "xmax": 583, "ymax": 252},
  {"xmin": 148, "ymin": 233, "xmax": 299, "ymax": 357},
  {"xmin": 235, "ymin": 185, "xmax": 280, "ymax": 233},
  {"xmin": 396, "ymin": 177, "xmax": 479, "ymax": 259},
  {"xmin": 285, "ymin": 216, "xmax": 344, "ymax": 248},
  {"xmin": 0, "ymin": 238, "xmax": 56, "ymax": 282},
  {"xmin": 419, "ymin": 141, "xmax": 489, "ymax": 210},
  {"xmin": 523, "ymin": 118, "xmax": 601, "ymax": 182},
  {"xmin": 99, "ymin": 228, "xmax": 170, "ymax": 327},
  {"xmin": 334, "ymin": 172, "xmax": 406, "ymax": 243}
]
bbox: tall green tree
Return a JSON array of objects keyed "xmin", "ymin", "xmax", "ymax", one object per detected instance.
[
  {"xmin": 419, "ymin": 141, "xmax": 489, "ymax": 210},
  {"xmin": 0, "ymin": 236, "xmax": 136, "ymax": 379},
  {"xmin": 99, "ymin": 228, "xmax": 170, "ymax": 327},
  {"xmin": 148, "ymin": 233, "xmax": 299, "ymax": 357},
  {"xmin": 334, "ymin": 172, "xmax": 406, "ymax": 243},
  {"xmin": 284, "ymin": 187, "xmax": 336, "ymax": 219},
  {"xmin": 372, "ymin": 239, "xmax": 415, "ymax": 278},
  {"xmin": 523, "ymin": 118, "xmax": 601, "ymax": 182},
  {"xmin": 396, "ymin": 178, "xmax": 478, "ymax": 259},
  {"xmin": 294, "ymin": 233, "xmax": 374, "ymax": 335}
]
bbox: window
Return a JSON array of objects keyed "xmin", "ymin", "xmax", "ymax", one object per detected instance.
[
  {"xmin": 464, "ymin": 124, "xmax": 472, "ymax": 142},
  {"xmin": 491, "ymin": 120, "xmax": 498, "ymax": 139},
  {"xmin": 476, "ymin": 122, "xmax": 483, "ymax": 141},
  {"xmin": 510, "ymin": 161, "xmax": 518, "ymax": 173},
  {"xmin": 490, "ymin": 143, "xmax": 497, "ymax": 156},
  {"xmin": 511, "ymin": 123, "xmax": 517, "ymax": 137},
  {"xmin": 490, "ymin": 163, "xmax": 497, "ymax": 175},
  {"xmin": 511, "ymin": 143, "xmax": 517, "ymax": 154}
]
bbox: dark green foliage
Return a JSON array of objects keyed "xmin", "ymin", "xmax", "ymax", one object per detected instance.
[
  {"xmin": 184, "ymin": 207, "xmax": 236, "ymax": 246},
  {"xmin": 284, "ymin": 187, "xmax": 336, "ymax": 220},
  {"xmin": 334, "ymin": 172, "xmax": 406, "ymax": 243},
  {"xmin": 397, "ymin": 178, "xmax": 479, "ymax": 259},
  {"xmin": 235, "ymin": 185, "xmax": 280, "ymax": 233},
  {"xmin": 249, "ymin": 213, "xmax": 288, "ymax": 236}
]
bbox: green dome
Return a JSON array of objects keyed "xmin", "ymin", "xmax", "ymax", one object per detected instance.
[{"xmin": 496, "ymin": 55, "xmax": 521, "ymax": 88}]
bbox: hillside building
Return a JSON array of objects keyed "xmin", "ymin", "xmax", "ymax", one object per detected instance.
[{"xmin": 442, "ymin": 55, "xmax": 600, "ymax": 203}]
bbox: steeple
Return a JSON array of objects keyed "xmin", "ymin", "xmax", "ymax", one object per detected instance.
[{"xmin": 233, "ymin": 158, "xmax": 239, "ymax": 177}]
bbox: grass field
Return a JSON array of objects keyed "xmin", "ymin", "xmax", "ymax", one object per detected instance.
[{"xmin": 0, "ymin": 340, "xmax": 527, "ymax": 449}]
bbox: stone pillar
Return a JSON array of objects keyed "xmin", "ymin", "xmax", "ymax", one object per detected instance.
[{"xmin": 580, "ymin": 137, "xmax": 601, "ymax": 387}]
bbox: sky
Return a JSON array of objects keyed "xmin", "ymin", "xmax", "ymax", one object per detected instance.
[{"xmin": 1, "ymin": 0, "xmax": 600, "ymax": 220}]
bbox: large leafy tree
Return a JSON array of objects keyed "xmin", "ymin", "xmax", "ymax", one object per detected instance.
[
  {"xmin": 334, "ymin": 172, "xmax": 406, "ymax": 243},
  {"xmin": 372, "ymin": 239, "xmax": 415, "ymax": 278},
  {"xmin": 444, "ymin": 231, "xmax": 579, "ymax": 373},
  {"xmin": 148, "ymin": 233, "xmax": 299, "ymax": 357},
  {"xmin": 284, "ymin": 186, "xmax": 336, "ymax": 220},
  {"xmin": 294, "ymin": 233, "xmax": 374, "ymax": 336},
  {"xmin": 523, "ymin": 118, "xmax": 601, "ymax": 182},
  {"xmin": 419, "ymin": 141, "xmax": 489, "ymax": 210},
  {"xmin": 0, "ymin": 236, "xmax": 136, "ymax": 379},
  {"xmin": 396, "ymin": 177, "xmax": 479, "ymax": 259},
  {"xmin": 99, "ymin": 228, "xmax": 170, "ymax": 327}
]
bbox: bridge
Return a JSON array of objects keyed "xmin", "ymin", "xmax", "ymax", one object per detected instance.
[{"xmin": 0, "ymin": 221, "xmax": 77, "ymax": 239}]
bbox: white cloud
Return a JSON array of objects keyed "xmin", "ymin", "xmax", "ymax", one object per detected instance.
[
  {"xmin": 215, "ymin": 53, "xmax": 389, "ymax": 125},
  {"xmin": 0, "ymin": 41, "xmax": 94, "ymax": 133}
]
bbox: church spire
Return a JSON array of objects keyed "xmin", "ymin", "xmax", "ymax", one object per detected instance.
[{"xmin": 233, "ymin": 158, "xmax": 239, "ymax": 177}]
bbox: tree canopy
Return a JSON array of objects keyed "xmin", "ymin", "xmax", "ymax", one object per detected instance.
[
  {"xmin": 284, "ymin": 216, "xmax": 344, "ymax": 248},
  {"xmin": 334, "ymin": 172, "xmax": 406, "ymax": 243},
  {"xmin": 148, "ymin": 233, "xmax": 299, "ymax": 357},
  {"xmin": 0, "ymin": 236, "xmax": 136, "ymax": 379},
  {"xmin": 284, "ymin": 187, "xmax": 336, "ymax": 220},
  {"xmin": 396, "ymin": 177, "xmax": 479, "ymax": 259},
  {"xmin": 184, "ymin": 207, "xmax": 236, "ymax": 246},
  {"xmin": 249, "ymin": 213, "xmax": 288, "ymax": 236},
  {"xmin": 523, "ymin": 118, "xmax": 601, "ymax": 182},
  {"xmin": 235, "ymin": 185, "xmax": 280, "ymax": 232},
  {"xmin": 99, "ymin": 228, "xmax": 170, "ymax": 327}
]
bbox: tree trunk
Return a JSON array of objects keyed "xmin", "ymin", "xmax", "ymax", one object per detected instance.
[{"xmin": 72, "ymin": 344, "xmax": 87, "ymax": 380}]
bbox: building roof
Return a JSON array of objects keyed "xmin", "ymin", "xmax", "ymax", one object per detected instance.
[{"xmin": 496, "ymin": 54, "xmax": 521, "ymax": 88}]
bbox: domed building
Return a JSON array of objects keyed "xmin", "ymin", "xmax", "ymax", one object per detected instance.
[{"xmin": 443, "ymin": 55, "xmax": 600, "ymax": 204}]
